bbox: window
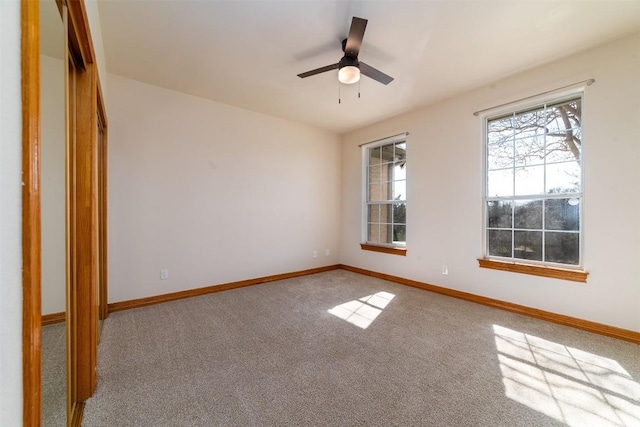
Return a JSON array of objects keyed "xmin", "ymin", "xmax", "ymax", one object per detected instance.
[
  {"xmin": 484, "ymin": 96, "xmax": 583, "ymax": 268},
  {"xmin": 363, "ymin": 136, "xmax": 407, "ymax": 250}
]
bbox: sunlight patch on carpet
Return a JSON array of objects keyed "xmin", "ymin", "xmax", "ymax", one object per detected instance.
[
  {"xmin": 493, "ymin": 324, "xmax": 640, "ymax": 427},
  {"xmin": 328, "ymin": 292, "xmax": 395, "ymax": 329}
]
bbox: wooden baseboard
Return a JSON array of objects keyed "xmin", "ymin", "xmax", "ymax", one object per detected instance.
[
  {"xmin": 105, "ymin": 262, "xmax": 639, "ymax": 344},
  {"xmin": 339, "ymin": 264, "xmax": 640, "ymax": 345},
  {"xmin": 108, "ymin": 265, "xmax": 341, "ymax": 313},
  {"xmin": 42, "ymin": 311, "xmax": 65, "ymax": 326}
]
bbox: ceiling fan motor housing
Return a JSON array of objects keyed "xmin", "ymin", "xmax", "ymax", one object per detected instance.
[{"xmin": 339, "ymin": 55, "xmax": 359, "ymax": 69}]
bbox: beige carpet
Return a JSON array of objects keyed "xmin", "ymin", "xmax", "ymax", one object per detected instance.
[
  {"xmin": 42, "ymin": 322, "xmax": 66, "ymax": 427},
  {"xmin": 82, "ymin": 270, "xmax": 640, "ymax": 426}
]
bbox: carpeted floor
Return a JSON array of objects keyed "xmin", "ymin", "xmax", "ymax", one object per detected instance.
[
  {"xmin": 82, "ymin": 270, "xmax": 640, "ymax": 426},
  {"xmin": 42, "ymin": 322, "xmax": 66, "ymax": 426}
]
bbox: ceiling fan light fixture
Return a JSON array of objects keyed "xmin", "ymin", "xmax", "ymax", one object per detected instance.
[
  {"xmin": 339, "ymin": 65, "xmax": 360, "ymax": 84},
  {"xmin": 297, "ymin": 17, "xmax": 393, "ymax": 86}
]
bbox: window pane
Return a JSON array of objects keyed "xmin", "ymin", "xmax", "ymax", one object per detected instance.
[
  {"xmin": 393, "ymin": 180, "xmax": 406, "ymax": 200},
  {"xmin": 369, "ymin": 146, "xmax": 381, "ymax": 165},
  {"xmin": 384, "ymin": 223, "xmax": 393, "ymax": 243},
  {"xmin": 488, "ymin": 169, "xmax": 513, "ymax": 197},
  {"xmin": 545, "ymin": 198, "xmax": 580, "ymax": 231},
  {"xmin": 370, "ymin": 223, "xmax": 392, "ymax": 244},
  {"xmin": 369, "ymin": 165, "xmax": 382, "ymax": 183},
  {"xmin": 394, "ymin": 161, "xmax": 406, "ymax": 180},
  {"xmin": 368, "ymin": 224, "xmax": 381, "ymax": 244},
  {"xmin": 393, "ymin": 202, "xmax": 406, "ymax": 225},
  {"xmin": 488, "ymin": 230, "xmax": 512, "ymax": 257},
  {"xmin": 393, "ymin": 224, "xmax": 406, "ymax": 243},
  {"xmin": 513, "ymin": 108, "xmax": 545, "ymax": 139},
  {"xmin": 546, "ymin": 99, "xmax": 581, "ymax": 134},
  {"xmin": 514, "ymin": 136, "xmax": 545, "ymax": 167},
  {"xmin": 395, "ymin": 143, "xmax": 406, "ymax": 161},
  {"xmin": 515, "ymin": 165, "xmax": 544, "ymax": 196},
  {"xmin": 514, "ymin": 199, "xmax": 542, "ymax": 229},
  {"xmin": 487, "ymin": 200, "xmax": 512, "ymax": 228},
  {"xmin": 382, "ymin": 204, "xmax": 392, "ymax": 224},
  {"xmin": 488, "ymin": 116, "xmax": 515, "ymax": 144},
  {"xmin": 514, "ymin": 230, "xmax": 542, "ymax": 261},
  {"xmin": 367, "ymin": 204, "xmax": 380, "ymax": 222},
  {"xmin": 487, "ymin": 142, "xmax": 514, "ymax": 170},
  {"xmin": 381, "ymin": 145, "xmax": 394, "ymax": 162},
  {"xmin": 545, "ymin": 232, "xmax": 579, "ymax": 265},
  {"xmin": 545, "ymin": 130, "xmax": 582, "ymax": 163},
  {"xmin": 369, "ymin": 183, "xmax": 390, "ymax": 202},
  {"xmin": 513, "ymin": 124, "xmax": 546, "ymax": 141},
  {"xmin": 368, "ymin": 204, "xmax": 391, "ymax": 225},
  {"xmin": 546, "ymin": 161, "xmax": 581, "ymax": 194}
]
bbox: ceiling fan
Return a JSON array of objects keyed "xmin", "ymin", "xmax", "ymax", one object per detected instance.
[{"xmin": 297, "ymin": 17, "xmax": 394, "ymax": 86}]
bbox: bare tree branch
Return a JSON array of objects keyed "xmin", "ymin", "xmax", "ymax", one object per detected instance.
[{"xmin": 558, "ymin": 106, "xmax": 581, "ymax": 162}]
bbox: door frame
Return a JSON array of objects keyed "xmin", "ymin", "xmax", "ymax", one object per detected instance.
[
  {"xmin": 21, "ymin": 0, "xmax": 42, "ymax": 424},
  {"xmin": 97, "ymin": 73, "xmax": 108, "ymax": 323},
  {"xmin": 21, "ymin": 0, "xmax": 107, "ymax": 424}
]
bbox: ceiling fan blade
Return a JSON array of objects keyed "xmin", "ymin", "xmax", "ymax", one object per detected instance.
[
  {"xmin": 344, "ymin": 17, "xmax": 367, "ymax": 57},
  {"xmin": 360, "ymin": 62, "xmax": 394, "ymax": 85},
  {"xmin": 297, "ymin": 63, "xmax": 339, "ymax": 79}
]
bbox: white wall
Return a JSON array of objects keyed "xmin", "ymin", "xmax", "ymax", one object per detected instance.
[
  {"xmin": 340, "ymin": 33, "xmax": 640, "ymax": 332},
  {"xmin": 0, "ymin": 0, "xmax": 24, "ymax": 424},
  {"xmin": 41, "ymin": 55, "xmax": 66, "ymax": 315},
  {"xmin": 108, "ymin": 74, "xmax": 341, "ymax": 303}
]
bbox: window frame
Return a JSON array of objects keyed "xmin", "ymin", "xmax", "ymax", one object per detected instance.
[
  {"xmin": 361, "ymin": 134, "xmax": 408, "ymax": 252},
  {"xmin": 482, "ymin": 92, "xmax": 586, "ymax": 271}
]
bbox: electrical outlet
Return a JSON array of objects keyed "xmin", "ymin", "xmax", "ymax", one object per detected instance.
[
  {"xmin": 160, "ymin": 269, "xmax": 168, "ymax": 280},
  {"xmin": 325, "ymin": 249, "xmax": 330, "ymax": 256},
  {"xmin": 313, "ymin": 250, "xmax": 318, "ymax": 258},
  {"xmin": 442, "ymin": 265, "xmax": 448, "ymax": 275}
]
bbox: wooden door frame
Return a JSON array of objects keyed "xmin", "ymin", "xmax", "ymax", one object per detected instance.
[
  {"xmin": 69, "ymin": 43, "xmax": 98, "ymax": 405},
  {"xmin": 21, "ymin": 0, "xmax": 106, "ymax": 424},
  {"xmin": 97, "ymin": 73, "xmax": 109, "ymax": 323},
  {"xmin": 21, "ymin": 0, "xmax": 42, "ymax": 424}
]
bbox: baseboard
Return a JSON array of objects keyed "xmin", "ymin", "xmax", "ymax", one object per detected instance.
[
  {"xmin": 42, "ymin": 311, "xmax": 65, "ymax": 325},
  {"xmin": 105, "ymin": 262, "xmax": 639, "ymax": 345},
  {"xmin": 108, "ymin": 265, "xmax": 341, "ymax": 313},
  {"xmin": 339, "ymin": 264, "xmax": 640, "ymax": 345}
]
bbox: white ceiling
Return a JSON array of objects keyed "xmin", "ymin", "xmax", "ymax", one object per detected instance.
[{"xmin": 97, "ymin": 0, "xmax": 640, "ymax": 134}]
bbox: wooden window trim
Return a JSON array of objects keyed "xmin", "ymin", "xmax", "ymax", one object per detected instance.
[
  {"xmin": 478, "ymin": 258, "xmax": 588, "ymax": 283},
  {"xmin": 361, "ymin": 243, "xmax": 407, "ymax": 256}
]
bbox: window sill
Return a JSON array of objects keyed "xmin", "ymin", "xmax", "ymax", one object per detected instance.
[
  {"xmin": 478, "ymin": 258, "xmax": 588, "ymax": 283},
  {"xmin": 361, "ymin": 244, "xmax": 407, "ymax": 256}
]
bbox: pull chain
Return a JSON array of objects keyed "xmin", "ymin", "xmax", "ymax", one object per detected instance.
[
  {"xmin": 358, "ymin": 78, "xmax": 361, "ymax": 99},
  {"xmin": 338, "ymin": 80, "xmax": 341, "ymax": 104}
]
